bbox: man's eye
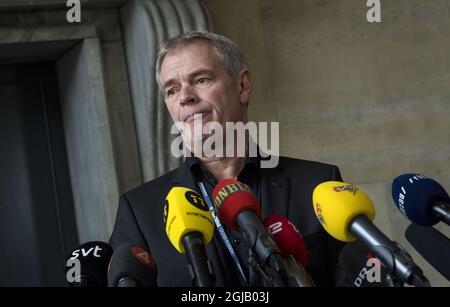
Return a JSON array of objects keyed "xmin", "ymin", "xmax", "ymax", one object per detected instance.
[
  {"xmin": 195, "ymin": 78, "xmax": 211, "ymax": 85},
  {"xmin": 166, "ymin": 88, "xmax": 176, "ymax": 97}
]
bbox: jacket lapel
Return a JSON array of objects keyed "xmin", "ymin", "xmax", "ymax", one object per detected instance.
[
  {"xmin": 259, "ymin": 159, "xmax": 290, "ymax": 219},
  {"xmin": 171, "ymin": 159, "xmax": 197, "ymax": 190},
  {"xmin": 171, "ymin": 156, "xmax": 291, "ymax": 219}
]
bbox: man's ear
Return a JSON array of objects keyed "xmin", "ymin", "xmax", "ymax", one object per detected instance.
[{"xmin": 238, "ymin": 70, "xmax": 252, "ymax": 106}]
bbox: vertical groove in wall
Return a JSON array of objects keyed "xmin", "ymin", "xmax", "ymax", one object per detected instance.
[{"xmin": 120, "ymin": 0, "xmax": 212, "ymax": 181}]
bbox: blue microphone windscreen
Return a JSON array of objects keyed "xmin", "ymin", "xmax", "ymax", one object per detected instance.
[{"xmin": 392, "ymin": 174, "xmax": 450, "ymax": 226}]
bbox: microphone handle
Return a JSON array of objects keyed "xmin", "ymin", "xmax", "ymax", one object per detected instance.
[
  {"xmin": 236, "ymin": 211, "xmax": 289, "ymax": 286},
  {"xmin": 73, "ymin": 276, "xmax": 94, "ymax": 287},
  {"xmin": 237, "ymin": 212, "xmax": 314, "ymax": 288},
  {"xmin": 349, "ymin": 215, "xmax": 429, "ymax": 287},
  {"xmin": 285, "ymin": 255, "xmax": 315, "ymax": 287},
  {"xmin": 182, "ymin": 232, "xmax": 215, "ymax": 287},
  {"xmin": 431, "ymin": 201, "xmax": 450, "ymax": 226},
  {"xmin": 117, "ymin": 277, "xmax": 140, "ymax": 287},
  {"xmin": 236, "ymin": 211, "xmax": 282, "ymax": 261}
]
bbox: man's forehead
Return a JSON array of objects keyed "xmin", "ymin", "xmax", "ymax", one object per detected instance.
[
  {"xmin": 168, "ymin": 40, "xmax": 218, "ymax": 59},
  {"xmin": 160, "ymin": 41, "xmax": 222, "ymax": 77}
]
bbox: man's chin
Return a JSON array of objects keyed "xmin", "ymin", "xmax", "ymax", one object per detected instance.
[{"xmin": 184, "ymin": 134, "xmax": 225, "ymax": 157}]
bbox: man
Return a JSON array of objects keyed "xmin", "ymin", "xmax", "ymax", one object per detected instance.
[{"xmin": 109, "ymin": 31, "xmax": 345, "ymax": 286}]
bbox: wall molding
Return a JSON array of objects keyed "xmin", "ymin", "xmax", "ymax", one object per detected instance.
[{"xmin": 120, "ymin": 0, "xmax": 212, "ymax": 181}]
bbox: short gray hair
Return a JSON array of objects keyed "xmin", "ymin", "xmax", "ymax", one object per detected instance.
[{"xmin": 155, "ymin": 31, "xmax": 249, "ymax": 90}]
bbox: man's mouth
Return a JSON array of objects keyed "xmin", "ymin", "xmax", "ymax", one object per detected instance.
[{"xmin": 184, "ymin": 111, "xmax": 210, "ymax": 123}]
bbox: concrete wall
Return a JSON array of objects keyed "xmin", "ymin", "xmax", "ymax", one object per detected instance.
[
  {"xmin": 1, "ymin": 0, "xmax": 448, "ymax": 286},
  {"xmin": 57, "ymin": 38, "xmax": 119, "ymax": 243},
  {"xmin": 0, "ymin": 0, "xmax": 210, "ymax": 244},
  {"xmin": 203, "ymin": 0, "xmax": 450, "ymax": 286},
  {"xmin": 0, "ymin": 7, "xmax": 141, "ymax": 242}
]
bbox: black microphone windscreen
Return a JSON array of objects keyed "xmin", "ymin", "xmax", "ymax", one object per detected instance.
[
  {"xmin": 405, "ymin": 223, "xmax": 450, "ymax": 281},
  {"xmin": 66, "ymin": 241, "xmax": 113, "ymax": 287},
  {"xmin": 339, "ymin": 240, "xmax": 400, "ymax": 287},
  {"xmin": 108, "ymin": 243, "xmax": 157, "ymax": 287}
]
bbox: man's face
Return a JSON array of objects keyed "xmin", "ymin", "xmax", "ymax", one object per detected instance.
[{"xmin": 160, "ymin": 41, "xmax": 251, "ymax": 135}]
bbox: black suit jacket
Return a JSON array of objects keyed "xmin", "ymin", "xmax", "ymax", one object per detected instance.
[{"xmin": 109, "ymin": 156, "xmax": 346, "ymax": 287}]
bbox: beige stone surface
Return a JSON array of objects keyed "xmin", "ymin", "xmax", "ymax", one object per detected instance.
[{"xmin": 204, "ymin": 0, "xmax": 450, "ymax": 286}]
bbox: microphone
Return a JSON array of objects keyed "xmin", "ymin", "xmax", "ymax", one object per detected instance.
[
  {"xmin": 405, "ymin": 223, "xmax": 450, "ymax": 281},
  {"xmin": 65, "ymin": 241, "xmax": 113, "ymax": 287},
  {"xmin": 108, "ymin": 243, "xmax": 157, "ymax": 287},
  {"xmin": 212, "ymin": 179, "xmax": 289, "ymax": 287},
  {"xmin": 164, "ymin": 186, "xmax": 215, "ymax": 287},
  {"xmin": 263, "ymin": 214, "xmax": 315, "ymax": 287},
  {"xmin": 339, "ymin": 240, "xmax": 403, "ymax": 287},
  {"xmin": 392, "ymin": 173, "xmax": 450, "ymax": 226},
  {"xmin": 313, "ymin": 181, "xmax": 430, "ymax": 287}
]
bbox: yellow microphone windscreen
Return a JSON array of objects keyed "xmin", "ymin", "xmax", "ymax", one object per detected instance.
[
  {"xmin": 312, "ymin": 181, "xmax": 376, "ymax": 242},
  {"xmin": 164, "ymin": 187, "xmax": 214, "ymax": 253}
]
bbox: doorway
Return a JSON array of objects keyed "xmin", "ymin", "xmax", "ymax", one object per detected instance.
[{"xmin": 0, "ymin": 63, "xmax": 78, "ymax": 286}]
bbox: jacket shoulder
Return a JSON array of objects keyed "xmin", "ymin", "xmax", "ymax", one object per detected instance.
[
  {"xmin": 278, "ymin": 156, "xmax": 337, "ymax": 168},
  {"xmin": 122, "ymin": 167, "xmax": 179, "ymax": 202},
  {"xmin": 278, "ymin": 156, "xmax": 341, "ymax": 177}
]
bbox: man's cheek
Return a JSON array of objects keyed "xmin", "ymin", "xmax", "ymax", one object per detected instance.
[{"xmin": 167, "ymin": 106, "xmax": 178, "ymax": 121}]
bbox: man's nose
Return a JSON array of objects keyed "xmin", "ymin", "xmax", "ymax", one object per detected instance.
[{"xmin": 178, "ymin": 85, "xmax": 199, "ymax": 106}]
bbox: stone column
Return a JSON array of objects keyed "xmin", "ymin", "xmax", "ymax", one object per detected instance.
[{"xmin": 120, "ymin": 0, "xmax": 212, "ymax": 181}]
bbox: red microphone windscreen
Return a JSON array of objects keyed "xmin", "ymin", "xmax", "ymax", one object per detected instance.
[
  {"xmin": 212, "ymin": 178, "xmax": 261, "ymax": 231},
  {"xmin": 263, "ymin": 214, "xmax": 308, "ymax": 266}
]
